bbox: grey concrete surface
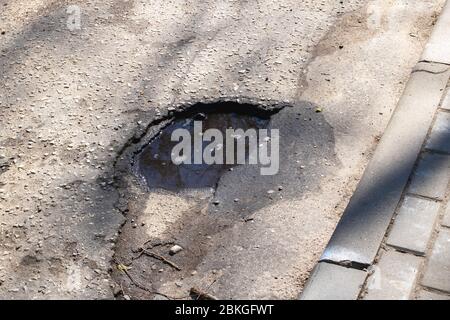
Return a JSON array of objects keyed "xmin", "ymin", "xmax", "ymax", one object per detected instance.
[
  {"xmin": 422, "ymin": 0, "xmax": 450, "ymax": 64},
  {"xmin": 443, "ymin": 202, "xmax": 450, "ymax": 228},
  {"xmin": 421, "ymin": 228, "xmax": 450, "ymax": 293},
  {"xmin": 299, "ymin": 262, "xmax": 367, "ymax": 300},
  {"xmin": 408, "ymin": 153, "xmax": 450, "ymax": 200},
  {"xmin": 426, "ymin": 111, "xmax": 450, "ymax": 154},
  {"xmin": 386, "ymin": 196, "xmax": 440, "ymax": 256},
  {"xmin": 364, "ymin": 250, "xmax": 422, "ymax": 300},
  {"xmin": 442, "ymin": 89, "xmax": 450, "ymax": 110},
  {"xmin": 416, "ymin": 290, "xmax": 450, "ymax": 300}
]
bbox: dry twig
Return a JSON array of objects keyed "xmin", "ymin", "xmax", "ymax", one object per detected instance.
[
  {"xmin": 189, "ymin": 287, "xmax": 218, "ymax": 300},
  {"xmin": 134, "ymin": 248, "xmax": 181, "ymax": 271}
]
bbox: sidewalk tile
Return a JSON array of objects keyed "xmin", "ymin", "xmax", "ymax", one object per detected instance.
[
  {"xmin": 387, "ymin": 196, "xmax": 440, "ymax": 255},
  {"xmin": 408, "ymin": 153, "xmax": 450, "ymax": 200},
  {"xmin": 426, "ymin": 111, "xmax": 450, "ymax": 154},
  {"xmin": 421, "ymin": 228, "xmax": 450, "ymax": 293},
  {"xmin": 364, "ymin": 250, "xmax": 422, "ymax": 300}
]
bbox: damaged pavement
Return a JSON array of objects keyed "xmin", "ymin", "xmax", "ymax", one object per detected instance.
[{"xmin": 0, "ymin": 0, "xmax": 445, "ymax": 299}]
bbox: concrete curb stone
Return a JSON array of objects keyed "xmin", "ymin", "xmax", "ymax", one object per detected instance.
[
  {"xmin": 422, "ymin": 0, "xmax": 450, "ymax": 65},
  {"xmin": 299, "ymin": 262, "xmax": 367, "ymax": 300},
  {"xmin": 442, "ymin": 88, "xmax": 450, "ymax": 110},
  {"xmin": 320, "ymin": 64, "xmax": 450, "ymax": 267},
  {"xmin": 425, "ymin": 111, "xmax": 450, "ymax": 154},
  {"xmin": 443, "ymin": 202, "xmax": 450, "ymax": 228}
]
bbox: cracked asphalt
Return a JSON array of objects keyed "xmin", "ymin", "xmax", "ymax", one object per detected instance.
[{"xmin": 0, "ymin": 0, "xmax": 444, "ymax": 299}]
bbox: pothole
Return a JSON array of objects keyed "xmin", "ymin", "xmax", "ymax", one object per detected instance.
[
  {"xmin": 113, "ymin": 99, "xmax": 338, "ymax": 300},
  {"xmin": 135, "ymin": 101, "xmax": 276, "ymax": 191}
]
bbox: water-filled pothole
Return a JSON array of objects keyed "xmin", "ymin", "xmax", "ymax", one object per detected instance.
[
  {"xmin": 135, "ymin": 102, "xmax": 277, "ymax": 191},
  {"xmin": 114, "ymin": 100, "xmax": 339, "ymax": 300}
]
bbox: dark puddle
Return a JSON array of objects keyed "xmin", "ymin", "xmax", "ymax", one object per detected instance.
[{"xmin": 136, "ymin": 102, "xmax": 274, "ymax": 191}]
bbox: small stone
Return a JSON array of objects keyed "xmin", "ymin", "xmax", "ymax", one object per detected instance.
[
  {"xmin": 169, "ymin": 245, "xmax": 183, "ymax": 255},
  {"xmin": 113, "ymin": 286, "xmax": 123, "ymax": 296},
  {"xmin": 267, "ymin": 190, "xmax": 275, "ymax": 194},
  {"xmin": 278, "ymin": 186, "xmax": 283, "ymax": 191},
  {"xmin": 191, "ymin": 271, "xmax": 197, "ymax": 276},
  {"xmin": 213, "ymin": 200, "xmax": 220, "ymax": 205},
  {"xmin": 175, "ymin": 281, "xmax": 183, "ymax": 288},
  {"xmin": 234, "ymin": 198, "xmax": 239, "ymax": 202}
]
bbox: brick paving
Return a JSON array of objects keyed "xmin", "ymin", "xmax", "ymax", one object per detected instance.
[{"xmin": 361, "ymin": 85, "xmax": 450, "ymax": 300}]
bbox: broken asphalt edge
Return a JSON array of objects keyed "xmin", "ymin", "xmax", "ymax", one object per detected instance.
[{"xmin": 299, "ymin": 0, "xmax": 450, "ymax": 300}]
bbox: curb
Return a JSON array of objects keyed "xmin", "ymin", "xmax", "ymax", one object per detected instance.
[
  {"xmin": 422, "ymin": 0, "xmax": 450, "ymax": 65},
  {"xmin": 300, "ymin": 1, "xmax": 450, "ymax": 300}
]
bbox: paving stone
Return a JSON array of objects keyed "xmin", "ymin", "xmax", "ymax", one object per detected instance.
[
  {"xmin": 443, "ymin": 202, "xmax": 450, "ymax": 228},
  {"xmin": 387, "ymin": 196, "xmax": 440, "ymax": 255},
  {"xmin": 299, "ymin": 263, "xmax": 367, "ymax": 300},
  {"xmin": 364, "ymin": 250, "xmax": 422, "ymax": 300},
  {"xmin": 320, "ymin": 66, "xmax": 450, "ymax": 267},
  {"xmin": 442, "ymin": 88, "xmax": 450, "ymax": 111},
  {"xmin": 408, "ymin": 153, "xmax": 450, "ymax": 200},
  {"xmin": 422, "ymin": 228, "xmax": 450, "ymax": 293},
  {"xmin": 422, "ymin": 0, "xmax": 450, "ymax": 64},
  {"xmin": 416, "ymin": 290, "xmax": 450, "ymax": 300},
  {"xmin": 426, "ymin": 111, "xmax": 450, "ymax": 154}
]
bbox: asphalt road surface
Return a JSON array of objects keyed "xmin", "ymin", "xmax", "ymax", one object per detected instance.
[{"xmin": 0, "ymin": 0, "xmax": 444, "ymax": 299}]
